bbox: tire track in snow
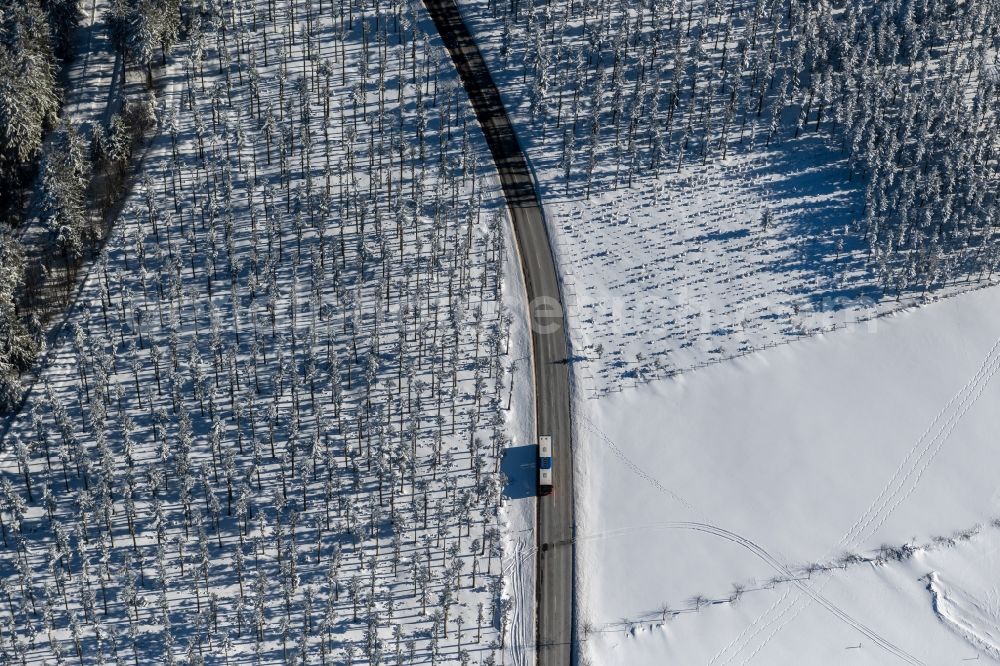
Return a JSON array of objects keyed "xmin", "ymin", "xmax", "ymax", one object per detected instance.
[
  {"xmin": 609, "ymin": 523, "xmax": 926, "ymax": 666},
  {"xmin": 576, "ymin": 407, "xmax": 693, "ymax": 511}
]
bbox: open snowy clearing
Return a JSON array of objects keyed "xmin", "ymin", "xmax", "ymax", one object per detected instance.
[
  {"xmin": 62, "ymin": 0, "xmax": 118, "ymax": 136},
  {"xmin": 576, "ymin": 283, "xmax": 1000, "ymax": 664}
]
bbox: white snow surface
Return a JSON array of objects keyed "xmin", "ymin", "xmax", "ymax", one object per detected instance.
[
  {"xmin": 587, "ymin": 530, "xmax": 1000, "ymax": 665},
  {"xmin": 576, "ymin": 285, "xmax": 1000, "ymax": 664}
]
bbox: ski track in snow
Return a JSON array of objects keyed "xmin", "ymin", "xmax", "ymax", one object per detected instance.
[
  {"xmin": 840, "ymin": 334, "xmax": 1000, "ymax": 545},
  {"xmin": 509, "ymin": 520, "xmax": 925, "ymax": 665},
  {"xmin": 574, "ymin": 324, "xmax": 1000, "ymax": 665},
  {"xmin": 506, "ymin": 537, "xmax": 530, "ymax": 666}
]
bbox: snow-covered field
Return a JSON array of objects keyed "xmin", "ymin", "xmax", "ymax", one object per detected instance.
[
  {"xmin": 586, "ymin": 528, "xmax": 1000, "ymax": 665},
  {"xmin": 576, "ymin": 285, "xmax": 1000, "ymax": 664},
  {"xmin": 0, "ymin": 0, "xmax": 538, "ymax": 662}
]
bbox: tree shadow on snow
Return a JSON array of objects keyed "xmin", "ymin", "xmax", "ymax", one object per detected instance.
[{"xmin": 743, "ymin": 131, "xmax": 883, "ymax": 311}]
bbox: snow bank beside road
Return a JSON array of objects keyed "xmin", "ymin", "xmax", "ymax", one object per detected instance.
[{"xmin": 498, "ymin": 177, "xmax": 538, "ymax": 666}]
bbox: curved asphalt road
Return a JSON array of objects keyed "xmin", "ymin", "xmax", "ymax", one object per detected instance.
[{"xmin": 420, "ymin": 3, "xmax": 575, "ymax": 664}]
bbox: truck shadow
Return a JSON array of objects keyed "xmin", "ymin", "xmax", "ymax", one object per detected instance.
[{"xmin": 501, "ymin": 444, "xmax": 537, "ymax": 500}]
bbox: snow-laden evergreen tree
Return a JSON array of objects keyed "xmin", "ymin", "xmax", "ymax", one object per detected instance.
[
  {"xmin": 107, "ymin": 0, "xmax": 181, "ymax": 85},
  {"xmin": 39, "ymin": 119, "xmax": 89, "ymax": 270},
  {"xmin": 476, "ymin": 0, "xmax": 1000, "ymax": 293},
  {"xmin": 0, "ymin": 0, "xmax": 522, "ymax": 661},
  {"xmin": 0, "ymin": 233, "xmax": 37, "ymax": 408},
  {"xmin": 0, "ymin": 0, "xmax": 60, "ymax": 178},
  {"xmin": 40, "ymin": 0, "xmax": 81, "ymax": 61}
]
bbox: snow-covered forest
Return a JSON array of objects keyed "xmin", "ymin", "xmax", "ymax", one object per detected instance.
[
  {"xmin": 468, "ymin": 0, "xmax": 1000, "ymax": 294},
  {"xmin": 0, "ymin": 0, "xmax": 522, "ymax": 662},
  {"xmin": 445, "ymin": 0, "xmax": 1000, "ymax": 393}
]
